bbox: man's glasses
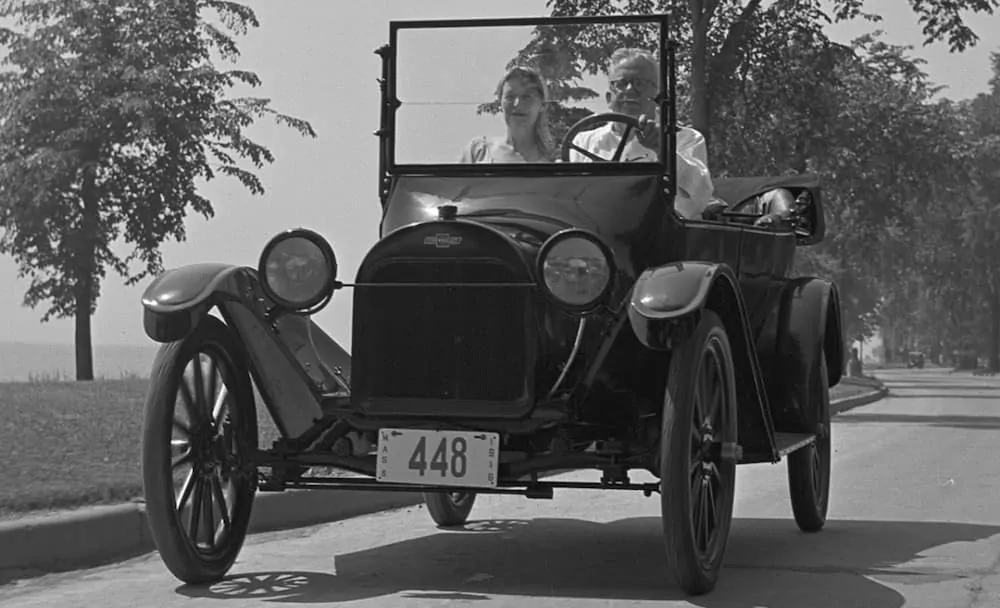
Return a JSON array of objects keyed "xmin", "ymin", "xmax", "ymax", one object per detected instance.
[{"xmin": 609, "ymin": 77, "xmax": 657, "ymax": 93}]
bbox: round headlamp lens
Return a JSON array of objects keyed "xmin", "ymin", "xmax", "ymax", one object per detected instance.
[
  {"xmin": 541, "ymin": 236, "xmax": 611, "ymax": 307},
  {"xmin": 263, "ymin": 236, "xmax": 330, "ymax": 306}
]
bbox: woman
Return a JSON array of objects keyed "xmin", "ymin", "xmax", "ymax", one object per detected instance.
[{"xmin": 459, "ymin": 65, "xmax": 556, "ymax": 163}]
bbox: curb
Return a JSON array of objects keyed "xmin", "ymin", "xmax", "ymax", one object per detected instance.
[
  {"xmin": 831, "ymin": 381, "xmax": 890, "ymax": 416},
  {"xmin": 0, "ymin": 502, "xmax": 153, "ymax": 577},
  {"xmin": 1, "ymin": 386, "xmax": 891, "ymax": 580},
  {"xmin": 840, "ymin": 374, "xmax": 884, "ymax": 389},
  {"xmin": 0, "ymin": 488, "xmax": 424, "ymax": 579}
]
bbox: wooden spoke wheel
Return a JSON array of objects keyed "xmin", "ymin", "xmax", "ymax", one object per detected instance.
[
  {"xmin": 141, "ymin": 315, "xmax": 258, "ymax": 585},
  {"xmin": 659, "ymin": 310, "xmax": 739, "ymax": 596},
  {"xmin": 787, "ymin": 351, "xmax": 832, "ymax": 532}
]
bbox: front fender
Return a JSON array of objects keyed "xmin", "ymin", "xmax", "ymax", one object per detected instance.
[
  {"xmin": 142, "ymin": 262, "xmax": 355, "ymax": 439},
  {"xmin": 141, "ymin": 263, "xmax": 257, "ymax": 343},
  {"xmin": 627, "ymin": 261, "xmax": 733, "ymax": 350},
  {"xmin": 628, "ymin": 260, "xmax": 780, "ymax": 459}
]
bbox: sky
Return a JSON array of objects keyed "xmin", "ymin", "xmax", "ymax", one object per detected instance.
[{"xmin": 1, "ymin": 0, "xmax": 998, "ymax": 351}]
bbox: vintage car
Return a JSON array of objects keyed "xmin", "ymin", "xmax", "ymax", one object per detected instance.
[{"xmin": 138, "ymin": 13, "xmax": 845, "ymax": 597}]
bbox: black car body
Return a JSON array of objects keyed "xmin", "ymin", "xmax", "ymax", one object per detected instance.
[{"xmin": 137, "ymin": 13, "xmax": 845, "ymax": 596}]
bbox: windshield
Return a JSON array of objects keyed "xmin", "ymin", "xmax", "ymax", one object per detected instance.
[{"xmin": 389, "ymin": 16, "xmax": 671, "ymax": 168}]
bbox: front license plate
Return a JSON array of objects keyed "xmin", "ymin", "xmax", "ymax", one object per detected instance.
[{"xmin": 376, "ymin": 428, "xmax": 500, "ymax": 488}]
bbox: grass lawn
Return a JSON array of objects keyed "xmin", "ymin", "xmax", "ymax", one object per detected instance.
[
  {"xmin": 0, "ymin": 374, "xmax": 879, "ymax": 519},
  {"xmin": 0, "ymin": 374, "xmax": 282, "ymax": 519}
]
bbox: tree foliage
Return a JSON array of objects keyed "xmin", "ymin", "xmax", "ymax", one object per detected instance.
[
  {"xmin": 0, "ymin": 0, "xmax": 316, "ymax": 380},
  {"xmin": 510, "ymin": 0, "xmax": 1000, "ymax": 367},
  {"xmin": 498, "ymin": 0, "xmax": 1000, "ymax": 138},
  {"xmin": 871, "ymin": 52, "xmax": 1000, "ymax": 370}
]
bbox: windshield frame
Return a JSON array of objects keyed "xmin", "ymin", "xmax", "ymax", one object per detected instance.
[{"xmin": 375, "ymin": 14, "xmax": 677, "ymax": 205}]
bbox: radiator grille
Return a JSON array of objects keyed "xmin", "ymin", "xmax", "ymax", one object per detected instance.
[{"xmin": 354, "ymin": 258, "xmax": 529, "ymax": 403}]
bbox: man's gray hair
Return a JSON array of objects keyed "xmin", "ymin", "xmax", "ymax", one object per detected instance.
[{"xmin": 607, "ymin": 47, "xmax": 659, "ymax": 74}]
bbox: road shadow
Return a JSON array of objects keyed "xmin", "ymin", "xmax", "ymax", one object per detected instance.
[
  {"xmin": 175, "ymin": 517, "xmax": 1000, "ymax": 606},
  {"xmin": 835, "ymin": 412, "xmax": 1000, "ymax": 430}
]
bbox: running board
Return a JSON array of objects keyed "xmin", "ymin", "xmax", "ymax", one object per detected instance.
[
  {"xmin": 738, "ymin": 432, "xmax": 817, "ymax": 464},
  {"xmin": 775, "ymin": 432, "xmax": 816, "ymax": 457}
]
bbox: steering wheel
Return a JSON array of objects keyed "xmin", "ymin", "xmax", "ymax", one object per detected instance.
[{"xmin": 560, "ymin": 112, "xmax": 647, "ymax": 162}]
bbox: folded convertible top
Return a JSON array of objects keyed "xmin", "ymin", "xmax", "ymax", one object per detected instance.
[{"xmin": 712, "ymin": 173, "xmax": 821, "ymax": 207}]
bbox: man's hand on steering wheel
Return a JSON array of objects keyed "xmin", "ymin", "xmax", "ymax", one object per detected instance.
[
  {"xmin": 635, "ymin": 113, "xmax": 660, "ymax": 151},
  {"xmin": 560, "ymin": 112, "xmax": 654, "ymax": 162}
]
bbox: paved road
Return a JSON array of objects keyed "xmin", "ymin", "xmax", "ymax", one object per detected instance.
[{"xmin": 2, "ymin": 368, "xmax": 998, "ymax": 607}]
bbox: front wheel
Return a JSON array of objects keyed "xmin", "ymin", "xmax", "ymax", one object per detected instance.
[
  {"xmin": 422, "ymin": 492, "xmax": 477, "ymax": 527},
  {"xmin": 659, "ymin": 310, "xmax": 739, "ymax": 596},
  {"xmin": 141, "ymin": 315, "xmax": 258, "ymax": 585}
]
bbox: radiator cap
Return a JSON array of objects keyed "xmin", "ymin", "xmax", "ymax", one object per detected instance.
[{"xmin": 438, "ymin": 204, "xmax": 458, "ymax": 220}]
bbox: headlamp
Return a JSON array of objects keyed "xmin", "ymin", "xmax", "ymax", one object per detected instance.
[
  {"xmin": 537, "ymin": 230, "xmax": 614, "ymax": 313},
  {"xmin": 258, "ymin": 228, "xmax": 338, "ymax": 313}
]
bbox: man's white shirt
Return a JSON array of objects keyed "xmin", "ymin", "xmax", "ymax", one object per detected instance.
[{"xmin": 568, "ymin": 123, "xmax": 719, "ymax": 219}]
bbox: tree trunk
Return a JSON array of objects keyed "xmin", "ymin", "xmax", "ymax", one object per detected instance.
[
  {"xmin": 701, "ymin": 0, "xmax": 762, "ymax": 159},
  {"xmin": 75, "ymin": 160, "xmax": 100, "ymax": 382},
  {"xmin": 842, "ymin": 324, "xmax": 853, "ymax": 371},
  {"xmin": 75, "ymin": 281, "xmax": 94, "ymax": 381},
  {"xmin": 883, "ymin": 323, "xmax": 896, "ymax": 364},
  {"xmin": 687, "ymin": 0, "xmax": 718, "ymax": 139},
  {"xmin": 990, "ymin": 286, "xmax": 1000, "ymax": 373},
  {"xmin": 689, "ymin": 24, "xmax": 708, "ymax": 136},
  {"xmin": 704, "ymin": 0, "xmax": 762, "ymax": 114}
]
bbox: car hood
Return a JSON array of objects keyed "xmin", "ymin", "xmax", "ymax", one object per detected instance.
[{"xmin": 380, "ymin": 174, "xmax": 664, "ymax": 278}]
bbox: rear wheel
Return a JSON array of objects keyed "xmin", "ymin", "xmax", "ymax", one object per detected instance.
[
  {"xmin": 423, "ymin": 492, "xmax": 477, "ymax": 527},
  {"xmin": 141, "ymin": 315, "xmax": 258, "ymax": 585},
  {"xmin": 659, "ymin": 310, "xmax": 739, "ymax": 596},
  {"xmin": 787, "ymin": 352, "xmax": 831, "ymax": 532}
]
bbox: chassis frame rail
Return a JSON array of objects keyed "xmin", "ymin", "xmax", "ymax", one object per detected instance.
[
  {"xmin": 251, "ymin": 448, "xmax": 657, "ymax": 482},
  {"xmin": 257, "ymin": 474, "xmax": 662, "ymax": 498}
]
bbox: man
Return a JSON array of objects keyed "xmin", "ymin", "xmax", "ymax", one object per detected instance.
[{"xmin": 568, "ymin": 48, "xmax": 726, "ymax": 220}]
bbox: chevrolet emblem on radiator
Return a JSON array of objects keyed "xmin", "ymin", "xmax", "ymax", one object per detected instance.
[{"xmin": 424, "ymin": 233, "xmax": 462, "ymax": 248}]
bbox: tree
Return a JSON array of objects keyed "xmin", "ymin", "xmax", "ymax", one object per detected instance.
[
  {"xmin": 510, "ymin": 0, "xmax": 1000, "ymax": 142},
  {"xmin": 0, "ymin": 0, "xmax": 316, "ymax": 381},
  {"xmin": 809, "ymin": 36, "xmax": 968, "ymax": 343},
  {"xmin": 876, "ymin": 52, "xmax": 1000, "ymax": 372},
  {"xmin": 492, "ymin": 2, "xmax": 987, "ymax": 355},
  {"xmin": 485, "ymin": 0, "xmax": 998, "ymax": 369},
  {"xmin": 958, "ymin": 58, "xmax": 1000, "ymax": 370},
  {"xmin": 682, "ymin": 24, "xmax": 967, "ymax": 348}
]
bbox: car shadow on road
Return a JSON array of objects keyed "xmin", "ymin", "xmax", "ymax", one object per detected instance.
[
  {"xmin": 836, "ymin": 412, "xmax": 1000, "ymax": 430},
  {"xmin": 175, "ymin": 517, "xmax": 1000, "ymax": 606}
]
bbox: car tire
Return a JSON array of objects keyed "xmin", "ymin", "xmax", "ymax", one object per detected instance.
[
  {"xmin": 787, "ymin": 351, "xmax": 831, "ymax": 532},
  {"xmin": 422, "ymin": 491, "xmax": 477, "ymax": 527},
  {"xmin": 659, "ymin": 309, "xmax": 738, "ymax": 596},
  {"xmin": 141, "ymin": 315, "xmax": 258, "ymax": 585}
]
